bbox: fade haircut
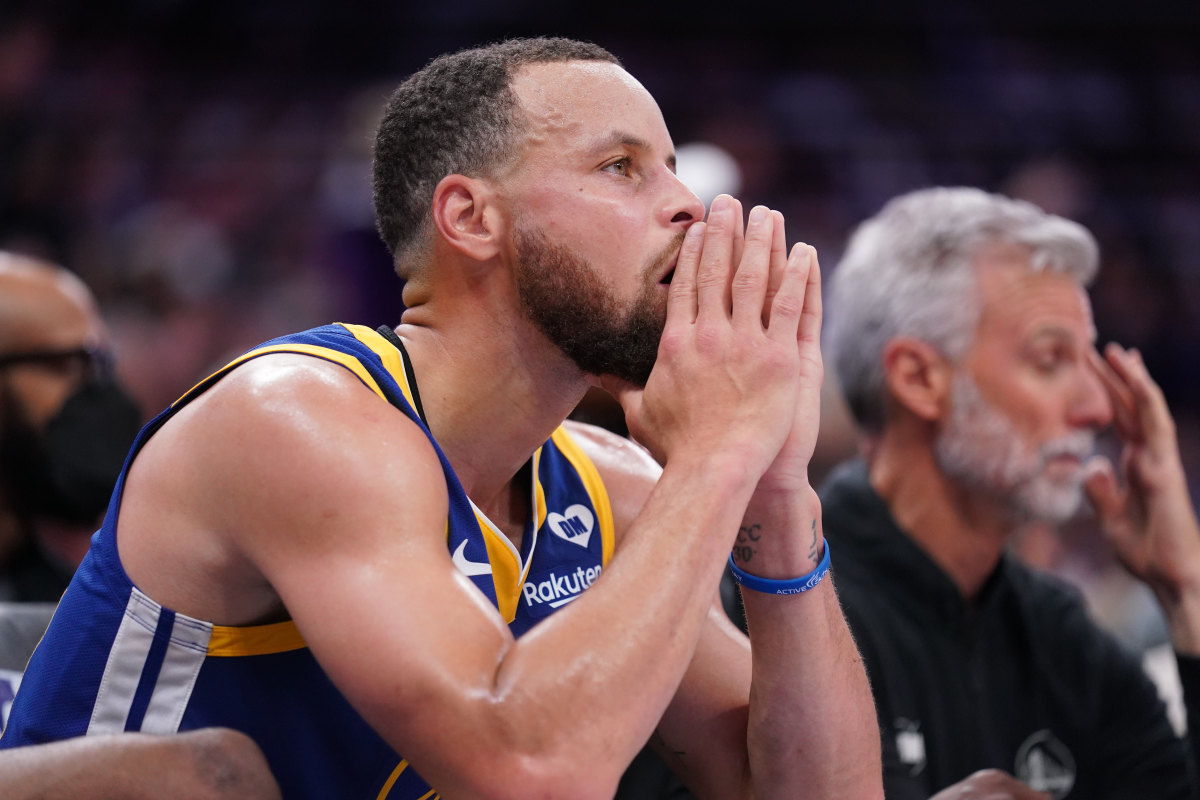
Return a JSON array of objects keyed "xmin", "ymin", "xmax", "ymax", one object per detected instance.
[
  {"xmin": 373, "ymin": 37, "xmax": 621, "ymax": 274},
  {"xmin": 827, "ymin": 186, "xmax": 1099, "ymax": 435}
]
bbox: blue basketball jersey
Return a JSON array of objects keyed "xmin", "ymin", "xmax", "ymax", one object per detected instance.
[{"xmin": 0, "ymin": 323, "xmax": 616, "ymax": 799}]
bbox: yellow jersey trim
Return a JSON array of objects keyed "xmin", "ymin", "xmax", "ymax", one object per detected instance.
[
  {"xmin": 207, "ymin": 620, "xmax": 307, "ymax": 657},
  {"xmin": 376, "ymin": 759, "xmax": 440, "ymax": 800},
  {"xmin": 173, "ymin": 340, "xmax": 388, "ymax": 407},
  {"xmin": 476, "ymin": 508, "xmax": 523, "ymax": 623},
  {"xmin": 376, "ymin": 760, "xmax": 407, "ymax": 799},
  {"xmin": 341, "ymin": 323, "xmax": 419, "ymax": 412},
  {"xmin": 550, "ymin": 426, "xmax": 616, "ymax": 565}
]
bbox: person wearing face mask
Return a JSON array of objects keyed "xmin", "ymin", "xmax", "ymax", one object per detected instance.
[
  {"xmin": 0, "ymin": 251, "xmax": 142, "ymax": 603},
  {"xmin": 0, "ymin": 254, "xmax": 282, "ymax": 798}
]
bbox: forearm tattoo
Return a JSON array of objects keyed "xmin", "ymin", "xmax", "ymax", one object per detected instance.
[
  {"xmin": 731, "ymin": 520, "xmax": 820, "ymax": 566},
  {"xmin": 732, "ymin": 523, "xmax": 760, "ymax": 564}
]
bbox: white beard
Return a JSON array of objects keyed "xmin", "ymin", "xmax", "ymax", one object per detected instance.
[{"xmin": 934, "ymin": 373, "xmax": 1095, "ymax": 524}]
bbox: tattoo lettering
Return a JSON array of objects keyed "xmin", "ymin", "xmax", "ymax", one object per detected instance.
[
  {"xmin": 736, "ymin": 524, "xmax": 762, "ymax": 543},
  {"xmin": 732, "ymin": 544, "xmax": 756, "ymax": 564},
  {"xmin": 808, "ymin": 518, "xmax": 818, "ymax": 562},
  {"xmin": 733, "ymin": 523, "xmax": 761, "ymax": 564}
]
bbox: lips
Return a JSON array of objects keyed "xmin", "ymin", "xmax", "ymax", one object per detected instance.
[
  {"xmin": 658, "ymin": 249, "xmax": 680, "ymax": 285},
  {"xmin": 1045, "ymin": 454, "xmax": 1083, "ymax": 471},
  {"xmin": 651, "ymin": 232, "xmax": 686, "ymax": 286}
]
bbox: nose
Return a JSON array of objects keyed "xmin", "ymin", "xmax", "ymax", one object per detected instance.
[
  {"xmin": 660, "ymin": 169, "xmax": 705, "ymax": 228},
  {"xmin": 1069, "ymin": 355, "xmax": 1114, "ymax": 430}
]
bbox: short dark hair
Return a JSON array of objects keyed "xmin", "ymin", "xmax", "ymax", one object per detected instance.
[{"xmin": 373, "ymin": 37, "xmax": 621, "ymax": 269}]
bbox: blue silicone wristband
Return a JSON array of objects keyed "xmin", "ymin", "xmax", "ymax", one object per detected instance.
[{"xmin": 728, "ymin": 542, "xmax": 831, "ymax": 595}]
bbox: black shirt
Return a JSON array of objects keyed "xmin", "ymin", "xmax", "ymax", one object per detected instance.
[{"xmin": 822, "ymin": 459, "xmax": 1195, "ymax": 799}]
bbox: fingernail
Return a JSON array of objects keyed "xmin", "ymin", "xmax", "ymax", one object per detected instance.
[
  {"xmin": 710, "ymin": 195, "xmax": 731, "ymax": 213},
  {"xmin": 748, "ymin": 206, "xmax": 768, "ymax": 225}
]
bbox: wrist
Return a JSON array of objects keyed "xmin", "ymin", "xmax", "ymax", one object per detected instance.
[
  {"xmin": 734, "ymin": 486, "xmax": 824, "ymax": 577},
  {"xmin": 749, "ymin": 468, "xmax": 813, "ymax": 504},
  {"xmin": 665, "ymin": 444, "xmax": 768, "ymax": 498},
  {"xmin": 744, "ymin": 480, "xmax": 819, "ymax": 524},
  {"xmin": 1161, "ymin": 583, "xmax": 1200, "ymax": 657},
  {"xmin": 728, "ymin": 541, "xmax": 831, "ymax": 595}
]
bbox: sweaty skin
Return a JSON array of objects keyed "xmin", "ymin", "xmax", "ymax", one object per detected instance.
[{"xmin": 114, "ymin": 60, "xmax": 881, "ymax": 800}]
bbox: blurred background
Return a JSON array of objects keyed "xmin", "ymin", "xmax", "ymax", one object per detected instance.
[{"xmin": 1, "ymin": 0, "xmax": 1197, "ymax": 654}]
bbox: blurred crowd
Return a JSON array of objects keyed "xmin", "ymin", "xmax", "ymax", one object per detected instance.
[{"xmin": 1, "ymin": 0, "xmax": 1197, "ymax": 653}]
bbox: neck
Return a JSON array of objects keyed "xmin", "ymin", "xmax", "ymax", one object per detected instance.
[
  {"xmin": 394, "ymin": 293, "xmax": 587, "ymax": 517},
  {"xmin": 867, "ymin": 426, "xmax": 1012, "ymax": 602}
]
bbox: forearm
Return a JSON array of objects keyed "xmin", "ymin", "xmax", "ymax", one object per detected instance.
[
  {"xmin": 742, "ymin": 585, "xmax": 881, "ymax": 798},
  {"xmin": 1160, "ymin": 586, "xmax": 1200, "ymax": 657},
  {"xmin": 470, "ymin": 453, "xmax": 764, "ymax": 795},
  {"xmin": 737, "ymin": 486, "xmax": 883, "ymax": 799},
  {"xmin": 0, "ymin": 729, "xmax": 280, "ymax": 800},
  {"xmin": 1143, "ymin": 491, "xmax": 1200, "ymax": 656}
]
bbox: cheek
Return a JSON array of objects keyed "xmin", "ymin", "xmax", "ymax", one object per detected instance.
[
  {"xmin": 971, "ymin": 370, "xmax": 1054, "ymax": 433},
  {"xmin": 1005, "ymin": 391, "xmax": 1066, "ymax": 444}
]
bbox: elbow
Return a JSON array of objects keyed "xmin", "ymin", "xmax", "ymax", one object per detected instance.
[
  {"xmin": 174, "ymin": 728, "xmax": 282, "ymax": 800},
  {"xmin": 456, "ymin": 751, "xmax": 623, "ymax": 800}
]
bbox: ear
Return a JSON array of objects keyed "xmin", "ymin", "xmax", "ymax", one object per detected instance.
[
  {"xmin": 881, "ymin": 336, "xmax": 954, "ymax": 423},
  {"xmin": 430, "ymin": 174, "xmax": 504, "ymax": 262}
]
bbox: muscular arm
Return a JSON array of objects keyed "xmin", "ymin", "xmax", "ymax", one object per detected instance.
[
  {"xmin": 721, "ymin": 212, "xmax": 880, "ymax": 799},
  {"xmin": 734, "ymin": 489, "xmax": 881, "ymax": 799},
  {"xmin": 149, "ymin": 360, "xmax": 761, "ymax": 800},
  {"xmin": 596, "ymin": 203, "xmax": 882, "ymax": 799},
  {"xmin": 123, "ymin": 197, "xmax": 810, "ymax": 800},
  {"xmin": 577, "ymin": 430, "xmax": 879, "ymax": 800}
]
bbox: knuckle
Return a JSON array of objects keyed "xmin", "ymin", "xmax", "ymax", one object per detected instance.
[
  {"xmin": 730, "ymin": 269, "xmax": 761, "ymax": 293},
  {"xmin": 771, "ymin": 293, "xmax": 804, "ymax": 318},
  {"xmin": 657, "ymin": 328, "xmax": 687, "ymax": 357},
  {"xmin": 694, "ymin": 267, "xmax": 727, "ymax": 287},
  {"xmin": 692, "ymin": 323, "xmax": 723, "ymax": 353}
]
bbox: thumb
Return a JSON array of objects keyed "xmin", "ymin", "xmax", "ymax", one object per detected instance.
[
  {"xmin": 1084, "ymin": 453, "xmax": 1128, "ymax": 542},
  {"xmin": 1083, "ymin": 455, "xmax": 1123, "ymax": 522}
]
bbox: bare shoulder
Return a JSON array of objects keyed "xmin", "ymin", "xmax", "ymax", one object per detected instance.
[
  {"xmin": 562, "ymin": 419, "xmax": 660, "ymax": 534},
  {"xmin": 120, "ymin": 352, "xmax": 448, "ymax": 623}
]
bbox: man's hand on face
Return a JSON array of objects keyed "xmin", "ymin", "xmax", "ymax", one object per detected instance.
[
  {"xmin": 1084, "ymin": 343, "xmax": 1200, "ymax": 653},
  {"xmin": 601, "ymin": 195, "xmax": 815, "ymax": 484}
]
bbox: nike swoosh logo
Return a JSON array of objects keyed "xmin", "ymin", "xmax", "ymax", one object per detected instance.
[{"xmin": 452, "ymin": 540, "xmax": 492, "ymax": 577}]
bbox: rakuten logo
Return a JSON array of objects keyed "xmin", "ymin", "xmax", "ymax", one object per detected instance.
[{"xmin": 522, "ymin": 565, "xmax": 602, "ymax": 611}]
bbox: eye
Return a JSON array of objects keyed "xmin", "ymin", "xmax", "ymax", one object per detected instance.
[
  {"xmin": 1032, "ymin": 347, "xmax": 1071, "ymax": 375},
  {"xmin": 601, "ymin": 157, "xmax": 632, "ymax": 177}
]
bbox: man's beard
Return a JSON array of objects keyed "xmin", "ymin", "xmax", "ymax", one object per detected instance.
[
  {"xmin": 934, "ymin": 373, "xmax": 1095, "ymax": 524},
  {"xmin": 514, "ymin": 225, "xmax": 681, "ymax": 386}
]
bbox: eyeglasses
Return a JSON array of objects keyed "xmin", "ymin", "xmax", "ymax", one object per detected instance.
[{"xmin": 0, "ymin": 347, "xmax": 115, "ymax": 380}]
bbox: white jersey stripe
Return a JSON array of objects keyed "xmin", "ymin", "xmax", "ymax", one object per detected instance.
[
  {"xmin": 141, "ymin": 613, "xmax": 212, "ymax": 734},
  {"xmin": 87, "ymin": 588, "xmax": 161, "ymax": 735}
]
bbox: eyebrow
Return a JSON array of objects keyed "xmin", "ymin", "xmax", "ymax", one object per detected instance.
[
  {"xmin": 1026, "ymin": 325, "xmax": 1098, "ymax": 348},
  {"xmin": 588, "ymin": 131, "xmax": 676, "ymax": 171}
]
